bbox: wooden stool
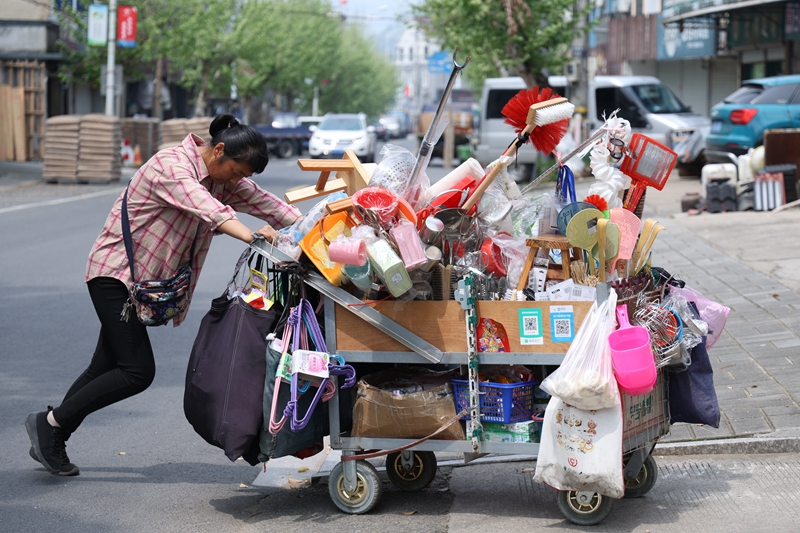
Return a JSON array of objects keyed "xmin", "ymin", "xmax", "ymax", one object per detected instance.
[
  {"xmin": 284, "ymin": 149, "xmax": 371, "ymax": 204},
  {"xmin": 516, "ymin": 234, "xmax": 582, "ymax": 291}
]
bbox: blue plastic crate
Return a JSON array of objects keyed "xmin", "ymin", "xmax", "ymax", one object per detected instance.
[{"xmin": 451, "ymin": 378, "xmax": 538, "ymax": 423}]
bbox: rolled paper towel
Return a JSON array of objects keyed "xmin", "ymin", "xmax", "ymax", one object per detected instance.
[{"xmin": 424, "ymin": 158, "xmax": 485, "ymax": 204}]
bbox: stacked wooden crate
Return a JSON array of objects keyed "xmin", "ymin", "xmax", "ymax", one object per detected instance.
[
  {"xmin": 159, "ymin": 118, "xmax": 188, "ymax": 150},
  {"xmin": 42, "ymin": 115, "xmax": 81, "ymax": 183},
  {"xmin": 159, "ymin": 117, "xmax": 214, "ymax": 150},
  {"xmin": 185, "ymin": 116, "xmax": 213, "ymax": 143},
  {"xmin": 77, "ymin": 114, "xmax": 122, "ymax": 183}
]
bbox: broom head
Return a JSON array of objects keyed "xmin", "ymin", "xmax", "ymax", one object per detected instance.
[{"xmin": 502, "ymin": 87, "xmax": 573, "ymax": 154}]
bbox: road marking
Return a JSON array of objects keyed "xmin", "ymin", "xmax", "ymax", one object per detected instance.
[{"xmin": 0, "ymin": 188, "xmax": 123, "ymax": 214}]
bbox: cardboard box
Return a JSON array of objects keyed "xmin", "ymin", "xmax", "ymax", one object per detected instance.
[
  {"xmin": 351, "ymin": 368, "xmax": 466, "ymax": 440},
  {"xmin": 334, "ymin": 300, "xmax": 592, "ymax": 354}
]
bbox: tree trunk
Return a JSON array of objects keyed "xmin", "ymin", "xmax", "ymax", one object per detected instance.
[
  {"xmin": 194, "ymin": 62, "xmax": 208, "ymax": 117},
  {"xmin": 153, "ymin": 57, "xmax": 163, "ymax": 119}
]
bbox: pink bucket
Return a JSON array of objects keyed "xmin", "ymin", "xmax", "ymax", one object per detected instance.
[{"xmin": 608, "ymin": 305, "xmax": 656, "ymax": 396}]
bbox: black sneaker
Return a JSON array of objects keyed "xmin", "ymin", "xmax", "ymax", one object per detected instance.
[{"xmin": 25, "ymin": 411, "xmax": 80, "ymax": 476}]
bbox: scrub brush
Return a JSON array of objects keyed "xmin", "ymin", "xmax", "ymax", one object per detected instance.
[
  {"xmin": 461, "ymin": 88, "xmax": 575, "ymax": 212},
  {"xmin": 501, "ymin": 87, "xmax": 574, "ymax": 154}
]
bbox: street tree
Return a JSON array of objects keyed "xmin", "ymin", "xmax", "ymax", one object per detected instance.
[{"xmin": 412, "ymin": 0, "xmax": 592, "ymax": 88}]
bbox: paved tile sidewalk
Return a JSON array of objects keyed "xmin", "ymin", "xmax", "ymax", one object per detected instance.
[{"xmin": 648, "ymin": 212, "xmax": 800, "ymax": 447}]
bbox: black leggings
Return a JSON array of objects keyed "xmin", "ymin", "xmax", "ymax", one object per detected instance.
[{"xmin": 53, "ymin": 277, "xmax": 155, "ymax": 434}]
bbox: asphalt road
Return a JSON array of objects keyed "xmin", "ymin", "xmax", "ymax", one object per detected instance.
[{"xmin": 4, "ymin": 139, "xmax": 800, "ymax": 532}]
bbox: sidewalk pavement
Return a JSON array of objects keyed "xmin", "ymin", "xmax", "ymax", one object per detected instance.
[{"xmin": 3, "ymin": 159, "xmax": 800, "ymax": 460}]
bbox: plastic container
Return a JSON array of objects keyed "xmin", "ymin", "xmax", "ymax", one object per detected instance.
[
  {"xmin": 451, "ymin": 379, "xmax": 537, "ymax": 423},
  {"xmin": 532, "ymin": 410, "xmax": 545, "ymax": 443},
  {"xmin": 608, "ymin": 305, "xmax": 657, "ymax": 396},
  {"xmin": 343, "ymin": 260, "xmax": 373, "ymax": 291},
  {"xmin": 366, "ymin": 239, "xmax": 412, "ymax": 297}
]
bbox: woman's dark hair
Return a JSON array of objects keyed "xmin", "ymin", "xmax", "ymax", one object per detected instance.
[{"xmin": 208, "ymin": 114, "xmax": 269, "ymax": 174}]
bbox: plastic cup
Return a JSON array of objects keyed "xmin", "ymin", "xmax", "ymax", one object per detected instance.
[
  {"xmin": 328, "ymin": 238, "xmax": 367, "ymax": 266},
  {"xmin": 343, "ymin": 260, "xmax": 373, "ymax": 291}
]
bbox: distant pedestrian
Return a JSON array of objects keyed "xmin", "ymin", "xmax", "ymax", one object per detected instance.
[{"xmin": 25, "ymin": 114, "xmax": 300, "ymax": 476}]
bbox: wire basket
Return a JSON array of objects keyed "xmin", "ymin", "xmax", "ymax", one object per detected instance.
[{"xmin": 452, "ymin": 379, "xmax": 537, "ymax": 424}]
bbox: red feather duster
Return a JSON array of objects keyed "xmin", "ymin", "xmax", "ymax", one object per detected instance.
[
  {"xmin": 501, "ymin": 87, "xmax": 569, "ymax": 155},
  {"xmin": 584, "ymin": 194, "xmax": 608, "ymax": 212}
]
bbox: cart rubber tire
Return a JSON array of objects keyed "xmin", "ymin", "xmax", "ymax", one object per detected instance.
[
  {"xmin": 328, "ymin": 460, "xmax": 382, "ymax": 514},
  {"xmin": 557, "ymin": 490, "xmax": 614, "ymax": 526},
  {"xmin": 386, "ymin": 451, "xmax": 437, "ymax": 492},
  {"xmin": 624, "ymin": 454, "xmax": 658, "ymax": 498},
  {"xmin": 276, "ymin": 139, "xmax": 294, "ymax": 158}
]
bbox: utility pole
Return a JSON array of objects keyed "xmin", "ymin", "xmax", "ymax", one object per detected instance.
[{"xmin": 104, "ymin": 0, "xmax": 118, "ymax": 116}]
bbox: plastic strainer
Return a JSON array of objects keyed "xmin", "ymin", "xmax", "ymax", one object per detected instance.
[{"xmin": 370, "ymin": 150, "xmax": 416, "ymax": 196}]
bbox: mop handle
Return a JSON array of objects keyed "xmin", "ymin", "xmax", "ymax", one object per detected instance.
[
  {"xmin": 408, "ymin": 49, "xmax": 470, "ymax": 187},
  {"xmin": 461, "ymin": 122, "xmax": 535, "ymax": 212}
]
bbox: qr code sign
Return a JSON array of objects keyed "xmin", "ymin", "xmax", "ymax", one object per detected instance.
[
  {"xmin": 523, "ymin": 316, "xmax": 540, "ymax": 336},
  {"xmin": 554, "ymin": 318, "xmax": 572, "ymax": 338}
]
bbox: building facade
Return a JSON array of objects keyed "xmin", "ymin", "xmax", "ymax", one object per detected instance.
[{"xmin": 587, "ymin": 0, "xmax": 800, "ymax": 116}]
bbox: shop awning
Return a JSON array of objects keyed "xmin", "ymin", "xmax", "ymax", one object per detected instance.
[{"xmin": 661, "ymin": 0, "xmax": 785, "ymax": 24}]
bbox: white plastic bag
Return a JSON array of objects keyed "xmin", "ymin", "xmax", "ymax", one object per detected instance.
[
  {"xmin": 533, "ymin": 396, "xmax": 624, "ymax": 499},
  {"xmin": 538, "ymin": 290, "xmax": 620, "ymax": 410}
]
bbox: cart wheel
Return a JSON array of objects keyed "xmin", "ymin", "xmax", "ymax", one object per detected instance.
[
  {"xmin": 328, "ymin": 460, "xmax": 382, "ymax": 514},
  {"xmin": 386, "ymin": 451, "xmax": 437, "ymax": 492},
  {"xmin": 557, "ymin": 490, "xmax": 614, "ymax": 526},
  {"xmin": 624, "ymin": 454, "xmax": 658, "ymax": 498}
]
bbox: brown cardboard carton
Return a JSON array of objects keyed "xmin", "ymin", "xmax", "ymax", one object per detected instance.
[{"xmin": 351, "ymin": 368, "xmax": 465, "ymax": 440}]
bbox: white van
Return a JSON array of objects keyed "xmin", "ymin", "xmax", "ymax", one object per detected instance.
[
  {"xmin": 473, "ymin": 75, "xmax": 710, "ymax": 179},
  {"xmin": 586, "ymin": 76, "xmax": 710, "ymax": 174}
]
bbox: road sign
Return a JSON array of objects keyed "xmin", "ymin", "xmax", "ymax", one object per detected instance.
[{"xmin": 427, "ymin": 51, "xmax": 453, "ymax": 74}]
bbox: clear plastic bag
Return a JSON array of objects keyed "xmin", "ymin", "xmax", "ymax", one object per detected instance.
[
  {"xmin": 539, "ymin": 289, "xmax": 621, "ymax": 410},
  {"xmin": 671, "ymin": 284, "xmax": 729, "ymax": 348}
]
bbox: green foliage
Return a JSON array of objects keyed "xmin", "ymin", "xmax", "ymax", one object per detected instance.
[
  {"xmin": 52, "ymin": 0, "xmax": 398, "ymax": 117},
  {"xmin": 317, "ymin": 28, "xmax": 399, "ymax": 116},
  {"xmin": 412, "ymin": 0, "xmax": 592, "ymax": 89}
]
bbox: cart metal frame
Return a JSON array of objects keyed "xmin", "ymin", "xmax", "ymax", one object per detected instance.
[{"xmin": 251, "ymin": 240, "xmax": 671, "ymax": 520}]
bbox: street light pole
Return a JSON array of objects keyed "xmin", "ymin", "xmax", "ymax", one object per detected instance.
[{"xmin": 105, "ymin": 0, "xmax": 118, "ymax": 116}]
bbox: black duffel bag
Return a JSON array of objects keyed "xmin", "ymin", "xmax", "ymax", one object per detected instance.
[{"xmin": 184, "ymin": 246, "xmax": 281, "ymax": 462}]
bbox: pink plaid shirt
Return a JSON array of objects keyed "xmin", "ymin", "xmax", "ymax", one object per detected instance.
[{"xmin": 86, "ymin": 134, "xmax": 301, "ymax": 326}]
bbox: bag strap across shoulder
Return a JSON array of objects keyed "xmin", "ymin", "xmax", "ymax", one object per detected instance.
[{"xmin": 121, "ymin": 185, "xmax": 199, "ymax": 283}]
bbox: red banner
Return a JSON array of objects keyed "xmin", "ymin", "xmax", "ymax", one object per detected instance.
[{"xmin": 117, "ymin": 6, "xmax": 137, "ymax": 48}]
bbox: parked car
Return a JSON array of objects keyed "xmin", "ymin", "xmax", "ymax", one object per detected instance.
[
  {"xmin": 706, "ymin": 75, "xmax": 800, "ymax": 161},
  {"xmin": 379, "ymin": 115, "xmax": 403, "ymax": 138},
  {"xmin": 308, "ymin": 113, "xmax": 377, "ymax": 162},
  {"xmin": 369, "ymin": 118, "xmax": 389, "ymax": 141}
]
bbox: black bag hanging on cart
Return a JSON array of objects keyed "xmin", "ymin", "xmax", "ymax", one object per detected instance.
[
  {"xmin": 184, "ymin": 246, "xmax": 282, "ymax": 462},
  {"xmin": 668, "ymin": 336, "xmax": 720, "ymax": 428}
]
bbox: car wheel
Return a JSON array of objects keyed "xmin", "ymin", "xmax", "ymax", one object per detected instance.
[{"xmin": 276, "ymin": 139, "xmax": 294, "ymax": 158}]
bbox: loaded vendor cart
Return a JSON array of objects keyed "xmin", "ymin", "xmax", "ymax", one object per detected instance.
[{"xmin": 189, "ymin": 51, "xmax": 728, "ymax": 526}]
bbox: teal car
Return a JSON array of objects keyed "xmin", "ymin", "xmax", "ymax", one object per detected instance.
[{"xmin": 706, "ymin": 75, "xmax": 800, "ymax": 161}]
